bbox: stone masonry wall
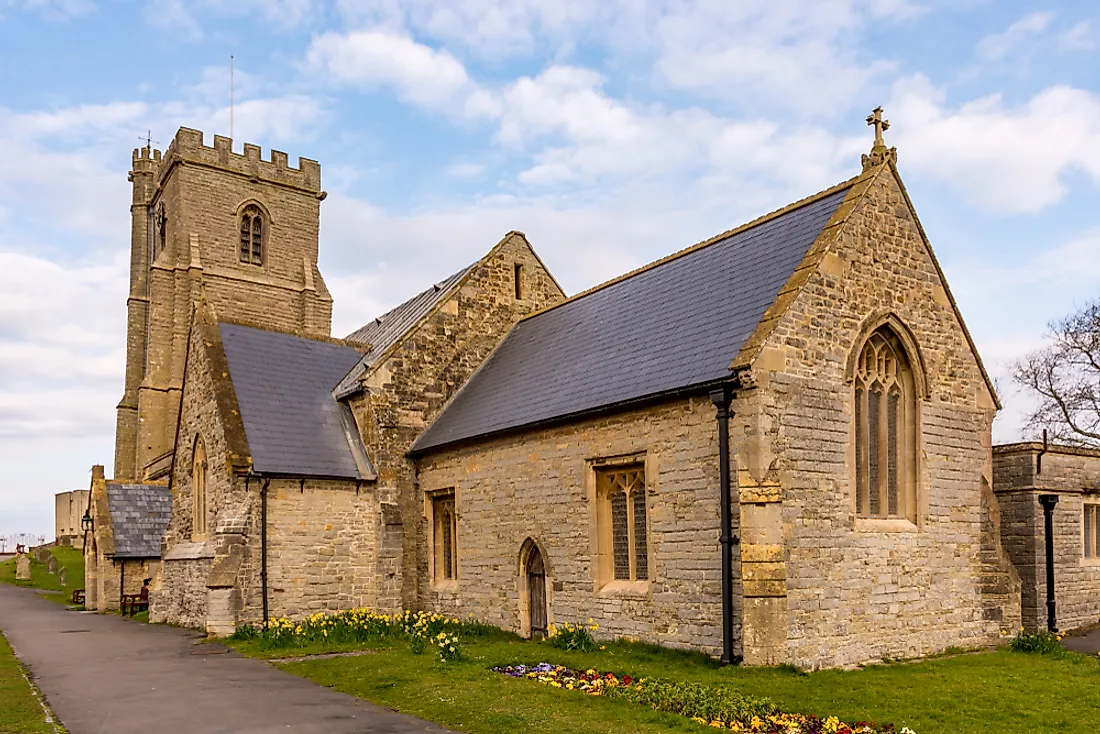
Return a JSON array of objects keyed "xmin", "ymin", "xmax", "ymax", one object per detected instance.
[
  {"xmin": 994, "ymin": 444, "xmax": 1100, "ymax": 631},
  {"xmin": 234, "ymin": 478, "xmax": 377, "ymax": 625},
  {"xmin": 358, "ymin": 233, "xmax": 565, "ymax": 612},
  {"xmin": 739, "ymin": 166, "xmax": 1016, "ymax": 668},
  {"xmin": 152, "ymin": 314, "xmax": 234, "ymax": 627},
  {"xmin": 415, "ymin": 396, "xmax": 739, "ymax": 655}
]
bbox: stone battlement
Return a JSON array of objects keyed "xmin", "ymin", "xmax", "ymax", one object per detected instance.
[{"xmin": 135, "ymin": 127, "xmax": 321, "ymax": 192}]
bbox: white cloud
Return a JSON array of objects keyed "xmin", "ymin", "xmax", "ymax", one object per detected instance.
[
  {"xmin": 0, "ymin": 0, "xmax": 93, "ymax": 19},
  {"xmin": 891, "ymin": 76, "xmax": 1100, "ymax": 213},
  {"xmin": 651, "ymin": 0, "xmax": 905, "ymax": 112},
  {"xmin": 305, "ymin": 31, "xmax": 864, "ymax": 193},
  {"xmin": 307, "ymin": 29, "xmax": 472, "ymax": 107},
  {"xmin": 0, "ymin": 250, "xmax": 126, "ymax": 443},
  {"xmin": 1057, "ymin": 20, "xmax": 1095, "ymax": 53},
  {"xmin": 334, "ymin": 0, "xmax": 615, "ymax": 59},
  {"xmin": 976, "ymin": 11, "xmax": 1055, "ymax": 61},
  {"xmin": 143, "ymin": 0, "xmax": 325, "ymax": 37}
]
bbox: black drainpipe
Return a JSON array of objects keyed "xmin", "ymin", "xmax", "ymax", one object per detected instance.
[
  {"xmin": 119, "ymin": 559, "xmax": 125, "ymax": 607},
  {"xmin": 709, "ymin": 385, "xmax": 738, "ymax": 665},
  {"xmin": 261, "ymin": 478, "xmax": 271, "ymax": 628},
  {"xmin": 1038, "ymin": 493, "xmax": 1059, "ymax": 632}
]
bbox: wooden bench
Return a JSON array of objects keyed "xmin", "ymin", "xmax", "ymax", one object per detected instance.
[
  {"xmin": 71, "ymin": 588, "xmax": 85, "ymax": 605},
  {"xmin": 120, "ymin": 587, "xmax": 149, "ymax": 617}
]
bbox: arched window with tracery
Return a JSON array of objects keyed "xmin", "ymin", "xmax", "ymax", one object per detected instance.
[
  {"xmin": 596, "ymin": 463, "xmax": 648, "ymax": 584},
  {"xmin": 854, "ymin": 327, "xmax": 918, "ymax": 523},
  {"xmin": 192, "ymin": 436, "xmax": 208, "ymax": 540},
  {"xmin": 239, "ymin": 205, "xmax": 264, "ymax": 265}
]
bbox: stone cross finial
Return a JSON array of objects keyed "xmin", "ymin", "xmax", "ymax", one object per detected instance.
[
  {"xmin": 861, "ymin": 106, "xmax": 898, "ymax": 172},
  {"xmin": 866, "ymin": 107, "xmax": 890, "ymax": 147}
]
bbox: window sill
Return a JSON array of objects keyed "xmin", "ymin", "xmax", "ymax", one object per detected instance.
[
  {"xmin": 1080, "ymin": 558, "xmax": 1100, "ymax": 567},
  {"xmin": 431, "ymin": 580, "xmax": 459, "ymax": 593},
  {"xmin": 597, "ymin": 580, "xmax": 651, "ymax": 597},
  {"xmin": 854, "ymin": 518, "xmax": 919, "ymax": 533}
]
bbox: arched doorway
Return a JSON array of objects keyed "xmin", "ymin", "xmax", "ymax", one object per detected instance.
[{"xmin": 526, "ymin": 544, "xmax": 547, "ymax": 638}]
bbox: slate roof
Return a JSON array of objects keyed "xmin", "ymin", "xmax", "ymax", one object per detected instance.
[
  {"xmin": 412, "ymin": 185, "xmax": 852, "ymax": 453},
  {"xmin": 219, "ymin": 323, "xmax": 369, "ymax": 479},
  {"xmin": 335, "ymin": 263, "xmax": 476, "ymax": 397},
  {"xmin": 106, "ymin": 483, "xmax": 171, "ymax": 558}
]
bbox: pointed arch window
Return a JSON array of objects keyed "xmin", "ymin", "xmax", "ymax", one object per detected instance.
[
  {"xmin": 854, "ymin": 327, "xmax": 918, "ymax": 523},
  {"xmin": 239, "ymin": 205, "xmax": 264, "ymax": 265},
  {"xmin": 595, "ymin": 463, "xmax": 648, "ymax": 584},
  {"xmin": 192, "ymin": 436, "xmax": 209, "ymax": 540}
]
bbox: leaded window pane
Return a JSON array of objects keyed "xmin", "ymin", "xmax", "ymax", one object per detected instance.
[
  {"xmin": 887, "ymin": 389, "xmax": 900, "ymax": 517},
  {"xmin": 632, "ymin": 488, "xmax": 648, "ymax": 580},
  {"xmin": 239, "ymin": 217, "xmax": 251, "ymax": 261},
  {"xmin": 1085, "ymin": 506, "xmax": 1095, "ymax": 559},
  {"xmin": 251, "ymin": 217, "xmax": 263, "ymax": 264},
  {"xmin": 441, "ymin": 509, "xmax": 453, "ymax": 579},
  {"xmin": 611, "ymin": 490, "xmax": 630, "ymax": 581},
  {"xmin": 868, "ymin": 387, "xmax": 881, "ymax": 517},
  {"xmin": 855, "ymin": 386, "xmax": 865, "ymax": 515}
]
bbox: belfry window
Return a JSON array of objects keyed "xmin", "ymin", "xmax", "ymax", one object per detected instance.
[
  {"xmin": 192, "ymin": 436, "xmax": 208, "ymax": 540},
  {"xmin": 595, "ymin": 463, "xmax": 648, "ymax": 584},
  {"xmin": 239, "ymin": 206, "xmax": 264, "ymax": 265},
  {"xmin": 854, "ymin": 327, "xmax": 918, "ymax": 522}
]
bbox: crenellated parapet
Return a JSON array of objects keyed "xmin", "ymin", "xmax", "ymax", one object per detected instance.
[{"xmin": 157, "ymin": 127, "xmax": 322, "ymax": 194}]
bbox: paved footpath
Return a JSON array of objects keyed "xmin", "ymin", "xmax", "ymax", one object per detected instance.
[
  {"xmin": 0, "ymin": 585, "xmax": 451, "ymax": 734},
  {"xmin": 1064, "ymin": 627, "xmax": 1100, "ymax": 656}
]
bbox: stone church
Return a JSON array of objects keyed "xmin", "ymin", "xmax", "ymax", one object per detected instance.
[{"xmin": 85, "ymin": 115, "xmax": 1099, "ymax": 669}]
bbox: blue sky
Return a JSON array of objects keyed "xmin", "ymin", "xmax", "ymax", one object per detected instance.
[{"xmin": 2, "ymin": 0, "xmax": 1099, "ymax": 539}]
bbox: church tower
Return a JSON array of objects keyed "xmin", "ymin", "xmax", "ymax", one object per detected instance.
[{"xmin": 114, "ymin": 128, "xmax": 333, "ymax": 481}]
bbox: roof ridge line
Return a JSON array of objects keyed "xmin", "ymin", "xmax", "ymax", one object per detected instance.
[
  {"xmin": 336, "ymin": 231, "xmax": 524, "ymax": 395},
  {"xmin": 218, "ymin": 317, "xmax": 365, "ymax": 350},
  {"xmin": 517, "ymin": 173, "xmax": 864, "ymax": 324},
  {"xmin": 348, "ymin": 261, "xmax": 477, "ymax": 340}
]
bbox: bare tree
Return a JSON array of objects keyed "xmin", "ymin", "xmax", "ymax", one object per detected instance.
[{"xmin": 1013, "ymin": 297, "xmax": 1100, "ymax": 447}]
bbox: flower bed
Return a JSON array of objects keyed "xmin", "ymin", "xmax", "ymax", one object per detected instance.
[
  {"xmin": 231, "ymin": 609, "xmax": 489, "ymax": 660},
  {"xmin": 492, "ymin": 664, "xmax": 913, "ymax": 734}
]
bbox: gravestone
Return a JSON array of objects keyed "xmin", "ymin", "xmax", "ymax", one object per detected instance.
[
  {"xmin": 37, "ymin": 548, "xmax": 50, "ymax": 563},
  {"xmin": 58, "ymin": 567, "xmax": 69, "ymax": 586},
  {"xmin": 47, "ymin": 555, "xmax": 58, "ymax": 574},
  {"xmin": 15, "ymin": 554, "xmax": 30, "ymax": 581}
]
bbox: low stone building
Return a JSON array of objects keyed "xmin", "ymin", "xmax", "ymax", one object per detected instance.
[
  {"xmin": 54, "ymin": 489, "xmax": 89, "ymax": 546},
  {"xmin": 994, "ymin": 442, "xmax": 1100, "ymax": 632},
  {"xmin": 84, "ymin": 465, "xmax": 171, "ymax": 612},
  {"xmin": 411, "ymin": 136, "xmax": 1022, "ymax": 669}
]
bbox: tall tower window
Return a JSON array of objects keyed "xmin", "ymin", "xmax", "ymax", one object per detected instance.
[
  {"xmin": 239, "ymin": 206, "xmax": 264, "ymax": 265},
  {"xmin": 153, "ymin": 203, "xmax": 167, "ymax": 259}
]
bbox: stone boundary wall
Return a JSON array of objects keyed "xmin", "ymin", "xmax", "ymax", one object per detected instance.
[{"xmin": 994, "ymin": 444, "xmax": 1100, "ymax": 631}]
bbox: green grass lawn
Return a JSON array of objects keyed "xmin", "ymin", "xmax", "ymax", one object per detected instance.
[
  {"xmin": 0, "ymin": 546, "xmax": 85, "ymax": 605},
  {"xmin": 0, "ymin": 631, "xmax": 54, "ymax": 734},
  {"xmin": 231, "ymin": 631, "xmax": 1100, "ymax": 734}
]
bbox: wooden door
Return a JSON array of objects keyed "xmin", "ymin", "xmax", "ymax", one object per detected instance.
[{"xmin": 527, "ymin": 547, "xmax": 547, "ymax": 638}]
